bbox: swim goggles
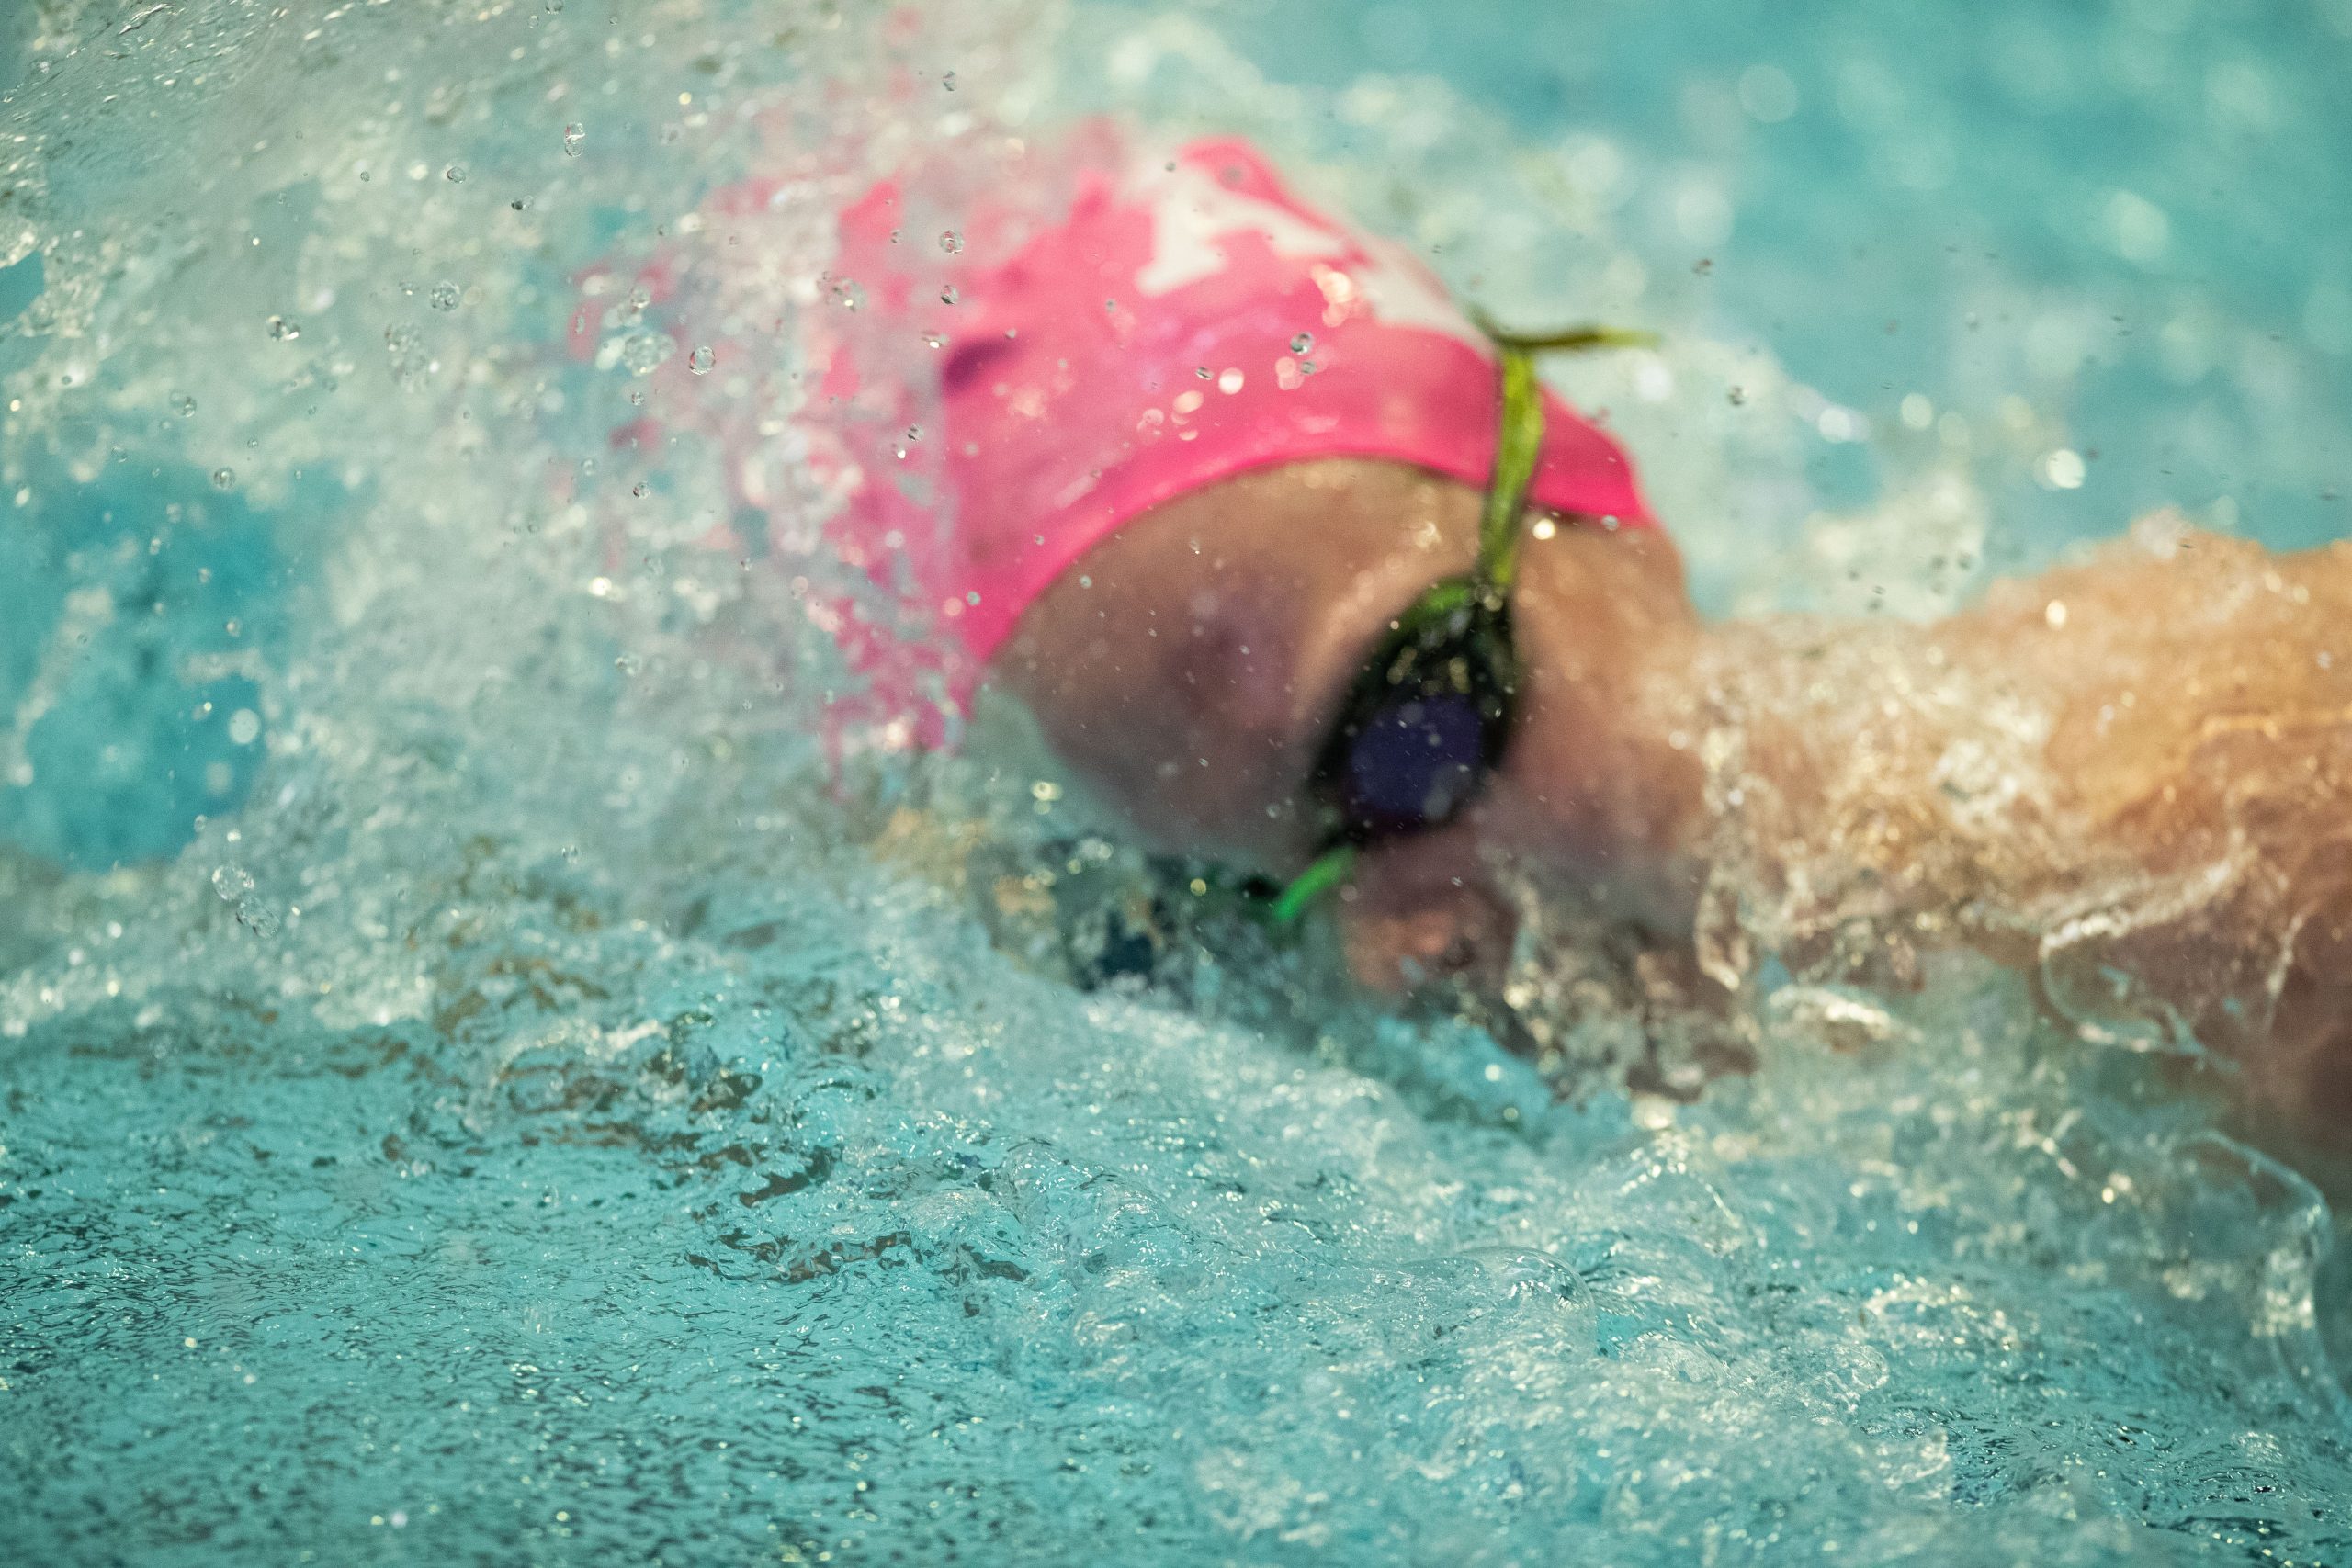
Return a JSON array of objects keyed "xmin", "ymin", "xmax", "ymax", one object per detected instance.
[{"xmin": 1269, "ymin": 318, "xmax": 1654, "ymax": 924}]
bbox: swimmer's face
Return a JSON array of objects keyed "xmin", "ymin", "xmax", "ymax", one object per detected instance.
[
  {"xmin": 1326, "ymin": 512, "xmax": 1709, "ymax": 988},
  {"xmin": 995, "ymin": 458, "xmax": 1710, "ymax": 988}
]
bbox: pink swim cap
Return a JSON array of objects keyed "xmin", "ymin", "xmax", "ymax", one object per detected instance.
[{"xmin": 818, "ymin": 131, "xmax": 1655, "ymax": 696}]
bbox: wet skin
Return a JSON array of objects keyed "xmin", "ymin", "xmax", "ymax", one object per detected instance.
[{"xmin": 993, "ymin": 458, "xmax": 2352, "ymax": 1141}]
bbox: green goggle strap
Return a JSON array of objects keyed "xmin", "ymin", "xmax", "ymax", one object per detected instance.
[
  {"xmin": 1268, "ymin": 840, "xmax": 1358, "ymax": 926},
  {"xmin": 1469, "ymin": 316, "xmax": 1658, "ymax": 599},
  {"xmin": 1475, "ymin": 342, "xmax": 1545, "ymax": 603},
  {"xmin": 1266, "ymin": 318, "xmax": 1657, "ymax": 927}
]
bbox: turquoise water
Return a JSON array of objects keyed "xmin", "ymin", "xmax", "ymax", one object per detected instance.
[{"xmin": 4, "ymin": 2, "xmax": 2352, "ymax": 1563}]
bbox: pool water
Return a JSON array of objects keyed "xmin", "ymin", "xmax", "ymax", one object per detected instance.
[{"xmin": 4, "ymin": 1, "xmax": 2352, "ymax": 1562}]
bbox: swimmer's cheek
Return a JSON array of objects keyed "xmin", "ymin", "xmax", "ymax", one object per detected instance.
[{"xmin": 1494, "ymin": 524, "xmax": 1712, "ymax": 913}]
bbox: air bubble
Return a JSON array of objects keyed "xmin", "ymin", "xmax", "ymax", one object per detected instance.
[
  {"xmin": 561, "ymin": 122, "xmax": 586, "ymax": 157},
  {"xmin": 429, "ymin": 282, "xmax": 461, "ymax": 311},
  {"xmin": 1290, "ymin": 332, "xmax": 1313, "ymax": 353},
  {"xmin": 171, "ymin": 393, "xmax": 197, "ymax": 416},
  {"xmin": 444, "ymin": 164, "xmax": 468, "ymax": 184},
  {"xmin": 266, "ymin": 314, "xmax": 300, "ymax": 341},
  {"xmin": 688, "ymin": 344, "xmax": 716, "ymax": 375},
  {"xmin": 940, "ymin": 285, "xmax": 959, "ymax": 305},
  {"xmin": 210, "ymin": 467, "xmax": 236, "ymax": 491},
  {"xmin": 938, "ymin": 230, "xmax": 963, "ymax": 254}
]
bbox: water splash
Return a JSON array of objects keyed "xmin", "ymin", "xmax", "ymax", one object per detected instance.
[{"xmin": 2, "ymin": 0, "xmax": 2349, "ymax": 1562}]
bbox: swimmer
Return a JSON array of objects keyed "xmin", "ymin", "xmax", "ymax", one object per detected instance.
[{"xmin": 731, "ymin": 130, "xmax": 2351, "ymax": 1139}]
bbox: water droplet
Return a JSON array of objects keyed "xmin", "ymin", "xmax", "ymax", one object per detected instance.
[
  {"xmin": 1736, "ymin": 63, "xmax": 1800, "ymax": 124},
  {"xmin": 631, "ymin": 481, "xmax": 649, "ymax": 498},
  {"xmin": 687, "ymin": 344, "xmax": 716, "ymax": 375},
  {"xmin": 171, "ymin": 393, "xmax": 197, "ymax": 416},
  {"xmin": 510, "ymin": 197, "xmax": 530, "ymax": 211},
  {"xmin": 561, "ymin": 121, "xmax": 586, "ymax": 157},
  {"xmin": 2039, "ymin": 447, "xmax": 2087, "ymax": 490},
  {"xmin": 266, "ymin": 313, "xmax": 300, "ymax": 341},
  {"xmin": 904, "ymin": 424, "xmax": 922, "ymax": 442},
  {"xmin": 1726, "ymin": 385, "xmax": 1747, "ymax": 406},
  {"xmin": 1290, "ymin": 332, "xmax": 1313, "ymax": 354},
  {"xmin": 922, "ymin": 332, "xmax": 946, "ymax": 349},
  {"xmin": 938, "ymin": 229, "xmax": 963, "ymax": 254},
  {"xmin": 210, "ymin": 467, "xmax": 236, "ymax": 490},
  {"xmin": 444, "ymin": 164, "xmax": 468, "ymax": 184},
  {"xmin": 942, "ymin": 70, "xmax": 956, "ymax": 91},
  {"xmin": 208, "ymin": 862, "xmax": 283, "ymax": 935},
  {"xmin": 617, "ymin": 331, "xmax": 672, "ymax": 375},
  {"xmin": 939, "ymin": 285, "xmax": 959, "ymax": 305},
  {"xmin": 429, "ymin": 282, "xmax": 461, "ymax": 311},
  {"xmin": 382, "ymin": 322, "xmax": 428, "ymax": 386},
  {"xmin": 1195, "ymin": 366, "xmax": 1212, "ymax": 379}
]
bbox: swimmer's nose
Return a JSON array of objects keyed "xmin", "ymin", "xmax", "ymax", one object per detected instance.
[{"xmin": 1334, "ymin": 827, "xmax": 1516, "ymax": 993}]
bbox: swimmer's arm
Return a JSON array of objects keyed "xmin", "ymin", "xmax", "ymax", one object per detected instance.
[{"xmin": 1712, "ymin": 523, "xmax": 2352, "ymax": 1134}]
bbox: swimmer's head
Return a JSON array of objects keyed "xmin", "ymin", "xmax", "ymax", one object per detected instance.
[{"xmin": 812, "ymin": 129, "xmax": 1651, "ymax": 722}]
